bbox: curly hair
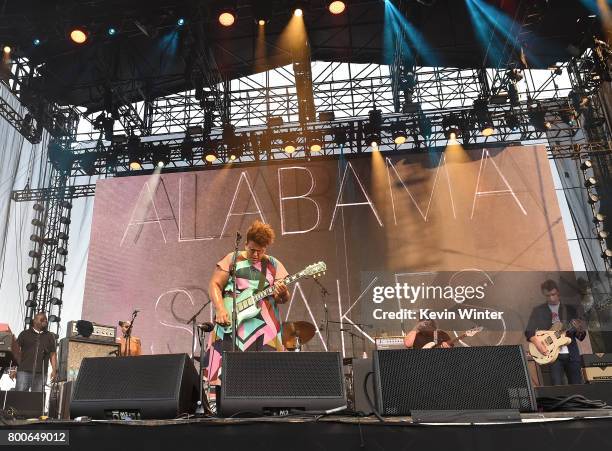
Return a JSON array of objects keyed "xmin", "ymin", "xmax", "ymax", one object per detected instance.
[{"xmin": 246, "ymin": 220, "xmax": 275, "ymax": 247}]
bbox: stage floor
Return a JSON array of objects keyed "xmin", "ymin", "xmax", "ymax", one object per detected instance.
[{"xmin": 1, "ymin": 411, "xmax": 611, "ymax": 450}]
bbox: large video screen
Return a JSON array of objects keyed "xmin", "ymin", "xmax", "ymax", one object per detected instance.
[{"xmin": 83, "ymin": 145, "xmax": 576, "ymax": 357}]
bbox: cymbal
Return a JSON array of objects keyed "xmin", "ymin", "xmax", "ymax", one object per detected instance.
[{"xmin": 282, "ymin": 321, "xmax": 316, "ymax": 349}]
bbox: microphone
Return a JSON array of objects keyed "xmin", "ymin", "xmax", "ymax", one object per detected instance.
[
  {"xmin": 197, "ymin": 322, "xmax": 215, "ymax": 333},
  {"xmin": 236, "ymin": 231, "xmax": 242, "ymax": 241}
]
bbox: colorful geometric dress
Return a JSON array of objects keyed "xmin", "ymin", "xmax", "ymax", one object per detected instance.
[{"xmin": 205, "ymin": 251, "xmax": 288, "ymax": 385}]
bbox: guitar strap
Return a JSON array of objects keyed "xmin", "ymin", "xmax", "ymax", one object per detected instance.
[{"xmin": 255, "ymin": 257, "xmax": 268, "ymax": 294}]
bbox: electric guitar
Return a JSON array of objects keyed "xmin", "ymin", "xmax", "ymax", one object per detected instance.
[
  {"xmin": 421, "ymin": 326, "xmax": 483, "ymax": 349},
  {"xmin": 529, "ymin": 319, "xmax": 585, "ymax": 365},
  {"xmin": 220, "ymin": 261, "xmax": 326, "ymax": 332}
]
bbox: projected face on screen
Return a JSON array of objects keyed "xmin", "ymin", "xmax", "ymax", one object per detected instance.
[{"xmin": 83, "ymin": 145, "xmax": 572, "ymax": 357}]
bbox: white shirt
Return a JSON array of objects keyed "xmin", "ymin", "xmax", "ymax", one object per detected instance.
[{"xmin": 549, "ymin": 303, "xmax": 569, "ymax": 354}]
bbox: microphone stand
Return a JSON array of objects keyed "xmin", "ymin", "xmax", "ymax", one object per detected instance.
[
  {"xmin": 125, "ymin": 310, "xmax": 139, "ymax": 356},
  {"xmin": 313, "ymin": 278, "xmax": 330, "ymax": 350},
  {"xmin": 186, "ymin": 299, "xmax": 211, "ymax": 364},
  {"xmin": 40, "ymin": 349, "xmax": 47, "ymax": 417},
  {"xmin": 195, "ymin": 326, "xmax": 210, "ymax": 416},
  {"xmin": 230, "ymin": 232, "xmax": 242, "ymax": 352}
]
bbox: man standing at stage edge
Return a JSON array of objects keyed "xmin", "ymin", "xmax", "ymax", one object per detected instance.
[
  {"xmin": 525, "ymin": 279, "xmax": 586, "ymax": 385},
  {"xmin": 206, "ymin": 220, "xmax": 289, "ymax": 385},
  {"xmin": 15, "ymin": 313, "xmax": 58, "ymax": 392}
]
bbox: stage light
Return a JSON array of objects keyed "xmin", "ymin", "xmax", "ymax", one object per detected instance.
[
  {"xmin": 54, "ymin": 263, "xmax": 66, "ymax": 272},
  {"xmin": 25, "ymin": 300, "xmax": 37, "ymax": 308},
  {"xmin": 328, "ymin": 1, "xmax": 346, "ymax": 14},
  {"xmin": 603, "ymin": 249, "xmax": 612, "ymax": 259},
  {"xmin": 50, "ymin": 298, "xmax": 63, "ymax": 306},
  {"xmin": 107, "ymin": 27, "xmax": 117, "ymax": 36},
  {"xmin": 258, "ymin": 19, "xmax": 266, "ymax": 26},
  {"xmin": 599, "ymin": 230, "xmax": 609, "ymax": 240},
  {"xmin": 48, "ymin": 315, "xmax": 61, "ymax": 323},
  {"xmin": 27, "ymin": 267, "xmax": 39, "ymax": 275},
  {"xmin": 43, "ymin": 237, "xmax": 58, "ymax": 246},
  {"xmin": 580, "ymin": 160, "xmax": 593, "ymax": 170},
  {"xmin": 31, "ymin": 218, "xmax": 44, "ymax": 227},
  {"xmin": 584, "ymin": 177, "xmax": 597, "ymax": 188},
  {"xmin": 309, "ymin": 137, "xmax": 323, "ymax": 152},
  {"xmin": 504, "ymin": 111, "xmax": 520, "ymax": 130},
  {"xmin": 294, "ymin": 8, "xmax": 303, "ymax": 17},
  {"xmin": 52, "ymin": 280, "xmax": 64, "ymax": 288},
  {"xmin": 61, "ymin": 201, "xmax": 72, "ymax": 209},
  {"xmin": 442, "ymin": 114, "xmax": 461, "ymax": 140},
  {"xmin": 365, "ymin": 129, "xmax": 380, "ymax": 148},
  {"xmin": 283, "ymin": 142, "xmax": 297, "ymax": 153},
  {"xmin": 219, "ymin": 8, "xmax": 237, "ymax": 27},
  {"xmin": 30, "ymin": 234, "xmax": 43, "ymax": 243},
  {"xmin": 3, "ymin": 45, "xmax": 11, "ymax": 54},
  {"xmin": 180, "ymin": 137, "xmax": 194, "ymax": 161},
  {"xmin": 28, "ymin": 250, "xmax": 41, "ymax": 259},
  {"xmin": 594, "ymin": 212, "xmax": 606, "ymax": 224},
  {"xmin": 59, "ymin": 216, "xmax": 71, "ymax": 225},
  {"xmin": 26, "ymin": 283, "xmax": 38, "ymax": 292},
  {"xmin": 588, "ymin": 193, "xmax": 600, "ymax": 204},
  {"xmin": 177, "ymin": 18, "xmax": 186, "ymax": 26},
  {"xmin": 153, "ymin": 144, "xmax": 171, "ymax": 167},
  {"xmin": 204, "ymin": 146, "xmax": 218, "ymax": 162},
  {"xmin": 333, "ymin": 127, "xmax": 347, "ymax": 146},
  {"xmin": 33, "ymin": 203, "xmax": 44, "ymax": 212},
  {"xmin": 473, "ymin": 99, "xmax": 494, "ymax": 137},
  {"xmin": 127, "ymin": 135, "xmax": 143, "ymax": 170},
  {"xmin": 527, "ymin": 101, "xmax": 551, "ymax": 131},
  {"xmin": 392, "ymin": 123, "xmax": 408, "ymax": 145},
  {"xmin": 33, "ymin": 38, "xmax": 41, "ymax": 46},
  {"xmin": 57, "ymin": 247, "xmax": 68, "ymax": 256},
  {"xmin": 481, "ymin": 124, "xmax": 495, "ymax": 137},
  {"xmin": 70, "ymin": 28, "xmax": 88, "ymax": 44}
]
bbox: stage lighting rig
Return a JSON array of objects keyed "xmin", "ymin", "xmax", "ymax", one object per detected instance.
[
  {"xmin": 218, "ymin": 4, "xmax": 237, "ymax": 27},
  {"xmin": 391, "ymin": 122, "xmax": 408, "ymax": 145},
  {"xmin": 473, "ymin": 99, "xmax": 494, "ymax": 137},
  {"xmin": 69, "ymin": 28, "xmax": 89, "ymax": 44},
  {"xmin": 327, "ymin": 1, "xmax": 346, "ymax": 15},
  {"xmin": 442, "ymin": 114, "xmax": 462, "ymax": 140}
]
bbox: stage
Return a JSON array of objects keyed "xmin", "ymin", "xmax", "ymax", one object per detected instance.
[{"xmin": 1, "ymin": 411, "xmax": 612, "ymax": 450}]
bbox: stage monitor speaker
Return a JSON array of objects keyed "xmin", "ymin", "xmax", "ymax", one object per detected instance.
[
  {"xmin": 219, "ymin": 351, "xmax": 346, "ymax": 416},
  {"xmin": 0, "ymin": 391, "xmax": 42, "ymax": 418},
  {"xmin": 59, "ymin": 337, "xmax": 120, "ymax": 382},
  {"xmin": 374, "ymin": 345, "xmax": 537, "ymax": 415},
  {"xmin": 70, "ymin": 353, "xmax": 198, "ymax": 419}
]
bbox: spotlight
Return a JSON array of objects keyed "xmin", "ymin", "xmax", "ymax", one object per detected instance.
[
  {"xmin": 48, "ymin": 315, "xmax": 61, "ymax": 323},
  {"xmin": 3, "ymin": 45, "xmax": 11, "ymax": 54},
  {"xmin": 25, "ymin": 300, "xmax": 37, "ymax": 308},
  {"xmin": 392, "ymin": 123, "xmax": 408, "ymax": 145},
  {"xmin": 59, "ymin": 216, "xmax": 71, "ymax": 225},
  {"xmin": 228, "ymin": 148, "xmax": 242, "ymax": 160},
  {"xmin": 594, "ymin": 212, "xmax": 606, "ymax": 224},
  {"xmin": 107, "ymin": 27, "xmax": 117, "ymax": 36},
  {"xmin": 26, "ymin": 283, "xmax": 38, "ymax": 292},
  {"xmin": 504, "ymin": 111, "xmax": 520, "ymax": 130},
  {"xmin": 61, "ymin": 201, "xmax": 72, "ymax": 209},
  {"xmin": 33, "ymin": 203, "xmax": 44, "ymax": 212},
  {"xmin": 218, "ymin": 7, "xmax": 237, "ymax": 27},
  {"xmin": 584, "ymin": 177, "xmax": 597, "ymax": 188},
  {"xmin": 127, "ymin": 135, "xmax": 143, "ymax": 170},
  {"xmin": 294, "ymin": 8, "xmax": 303, "ymax": 17},
  {"xmin": 309, "ymin": 137, "xmax": 323, "ymax": 152},
  {"xmin": 31, "ymin": 218, "xmax": 44, "ymax": 227},
  {"xmin": 177, "ymin": 18, "xmax": 186, "ymax": 26},
  {"xmin": 588, "ymin": 193, "xmax": 600, "ymax": 204},
  {"xmin": 481, "ymin": 124, "xmax": 495, "ymax": 137},
  {"xmin": 580, "ymin": 160, "xmax": 593, "ymax": 170},
  {"xmin": 283, "ymin": 141, "xmax": 297, "ymax": 153},
  {"xmin": 50, "ymin": 298, "xmax": 63, "ymax": 306},
  {"xmin": 327, "ymin": 1, "xmax": 346, "ymax": 14},
  {"xmin": 33, "ymin": 38, "xmax": 41, "ymax": 46},
  {"xmin": 54, "ymin": 263, "xmax": 66, "ymax": 272},
  {"xmin": 27, "ymin": 267, "xmax": 39, "ymax": 275},
  {"xmin": 473, "ymin": 99, "xmax": 494, "ymax": 137},
  {"xmin": 52, "ymin": 280, "xmax": 64, "ymax": 288},
  {"xmin": 43, "ymin": 238, "xmax": 58, "ymax": 246},
  {"xmin": 258, "ymin": 19, "xmax": 266, "ymax": 26},
  {"xmin": 28, "ymin": 250, "xmax": 41, "ymax": 259},
  {"xmin": 599, "ymin": 230, "xmax": 609, "ymax": 240},
  {"xmin": 204, "ymin": 143, "xmax": 218, "ymax": 162},
  {"xmin": 180, "ymin": 137, "xmax": 194, "ymax": 161},
  {"xmin": 153, "ymin": 144, "xmax": 172, "ymax": 167},
  {"xmin": 442, "ymin": 114, "xmax": 461, "ymax": 140},
  {"xmin": 30, "ymin": 234, "xmax": 43, "ymax": 243},
  {"xmin": 333, "ymin": 127, "xmax": 347, "ymax": 146},
  {"xmin": 69, "ymin": 28, "xmax": 88, "ymax": 44},
  {"xmin": 603, "ymin": 249, "xmax": 612, "ymax": 259},
  {"xmin": 527, "ymin": 101, "xmax": 551, "ymax": 131},
  {"xmin": 57, "ymin": 247, "xmax": 68, "ymax": 256}
]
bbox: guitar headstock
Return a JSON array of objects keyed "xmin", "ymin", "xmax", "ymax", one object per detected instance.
[
  {"xmin": 302, "ymin": 261, "xmax": 326, "ymax": 279},
  {"xmin": 465, "ymin": 326, "xmax": 484, "ymax": 337}
]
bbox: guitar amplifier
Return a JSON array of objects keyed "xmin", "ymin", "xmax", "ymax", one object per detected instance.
[
  {"xmin": 66, "ymin": 321, "xmax": 116, "ymax": 342},
  {"xmin": 582, "ymin": 354, "xmax": 612, "ymax": 382},
  {"xmin": 375, "ymin": 336, "xmax": 405, "ymax": 350},
  {"xmin": 0, "ymin": 332, "xmax": 20, "ymax": 366},
  {"xmin": 58, "ymin": 337, "xmax": 120, "ymax": 382}
]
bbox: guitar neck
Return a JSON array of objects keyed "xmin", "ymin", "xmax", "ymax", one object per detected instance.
[
  {"xmin": 253, "ymin": 271, "xmax": 308, "ymax": 302},
  {"xmin": 448, "ymin": 333, "xmax": 468, "ymax": 346}
]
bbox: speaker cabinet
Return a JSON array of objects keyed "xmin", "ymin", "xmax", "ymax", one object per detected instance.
[
  {"xmin": 0, "ymin": 391, "xmax": 42, "ymax": 418},
  {"xmin": 374, "ymin": 345, "xmax": 536, "ymax": 415},
  {"xmin": 219, "ymin": 351, "xmax": 346, "ymax": 416},
  {"xmin": 70, "ymin": 353, "xmax": 198, "ymax": 419},
  {"xmin": 59, "ymin": 337, "xmax": 120, "ymax": 381}
]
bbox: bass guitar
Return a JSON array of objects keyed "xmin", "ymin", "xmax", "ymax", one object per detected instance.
[
  {"xmin": 421, "ymin": 326, "xmax": 483, "ymax": 349},
  {"xmin": 220, "ymin": 261, "xmax": 326, "ymax": 332}
]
